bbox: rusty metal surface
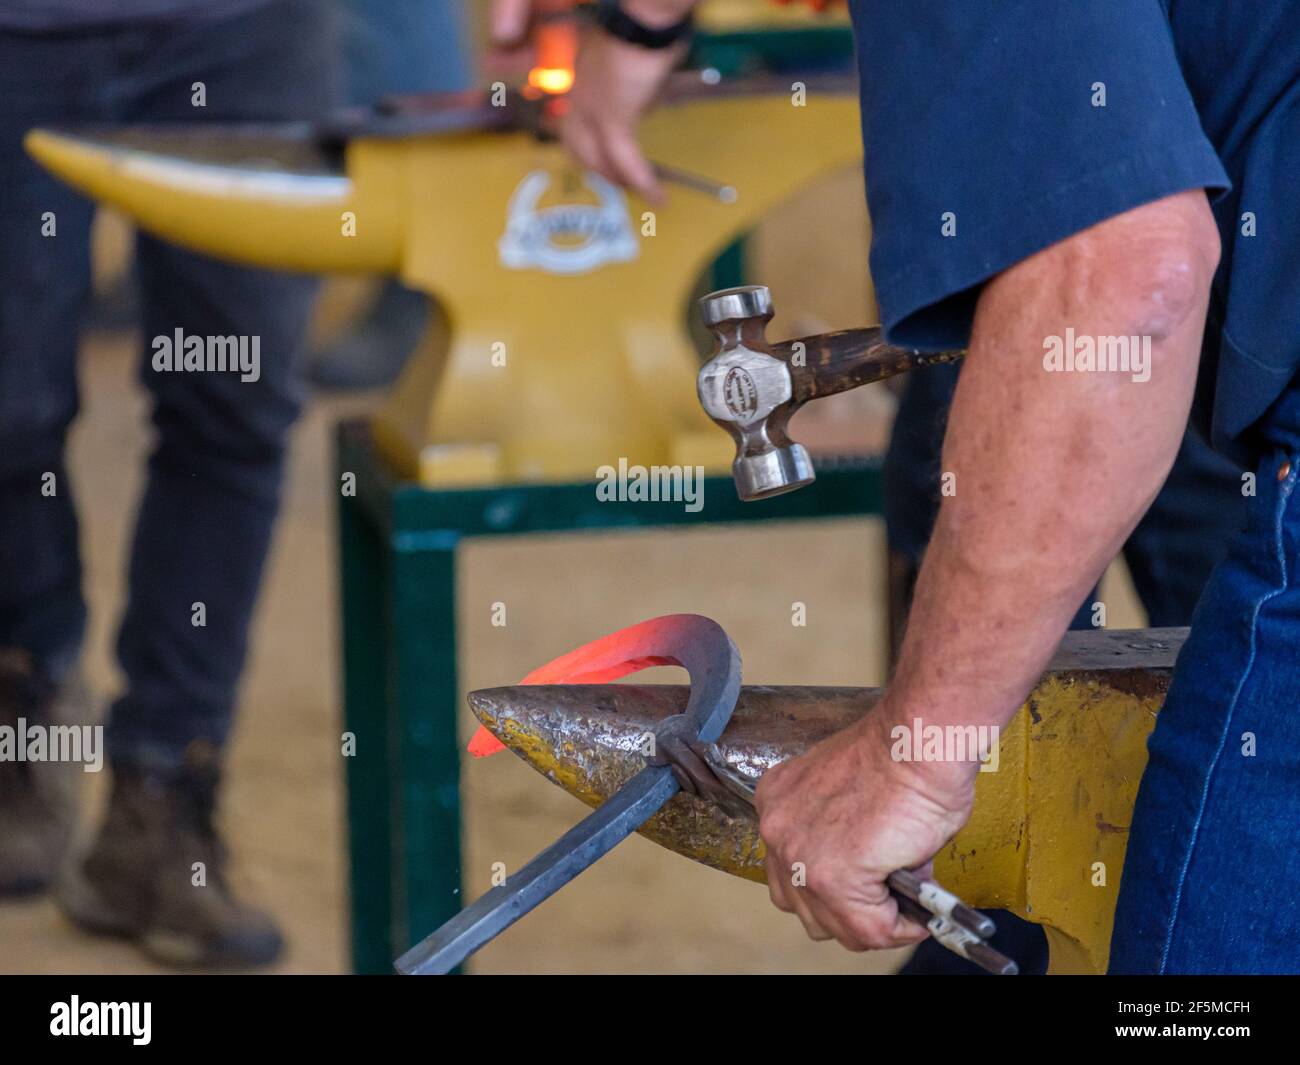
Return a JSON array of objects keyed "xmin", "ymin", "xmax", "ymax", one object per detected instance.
[
  {"xmin": 469, "ymin": 627, "xmax": 1187, "ymax": 886},
  {"xmin": 1045, "ymin": 626, "xmax": 1185, "ymax": 700},
  {"xmin": 471, "ymin": 683, "xmax": 879, "ymax": 882},
  {"xmin": 1046, "ymin": 625, "xmax": 1184, "ymax": 671}
]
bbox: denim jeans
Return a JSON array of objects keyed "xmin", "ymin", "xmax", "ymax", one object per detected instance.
[
  {"xmin": 1110, "ymin": 384, "xmax": 1300, "ymax": 973},
  {"xmin": 339, "ymin": 0, "xmax": 472, "ymax": 105},
  {"xmin": 0, "ymin": 0, "xmax": 338, "ymax": 767}
]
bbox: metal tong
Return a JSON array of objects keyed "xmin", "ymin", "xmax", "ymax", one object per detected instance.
[{"xmin": 662, "ymin": 735, "xmax": 1019, "ymax": 976}]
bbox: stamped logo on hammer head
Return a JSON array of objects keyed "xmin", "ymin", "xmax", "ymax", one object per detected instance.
[{"xmin": 723, "ymin": 366, "xmax": 759, "ymax": 420}]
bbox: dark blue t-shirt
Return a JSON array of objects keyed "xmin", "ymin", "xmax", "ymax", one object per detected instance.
[{"xmin": 849, "ymin": 0, "xmax": 1300, "ymax": 466}]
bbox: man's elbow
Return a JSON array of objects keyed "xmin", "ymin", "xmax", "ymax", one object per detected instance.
[
  {"xmin": 1092, "ymin": 189, "xmax": 1221, "ymax": 343},
  {"xmin": 983, "ymin": 188, "xmax": 1221, "ymax": 350}
]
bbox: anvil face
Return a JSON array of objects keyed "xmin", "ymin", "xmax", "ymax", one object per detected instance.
[
  {"xmin": 55, "ymin": 123, "xmax": 336, "ymax": 168},
  {"xmin": 468, "ymin": 683, "xmax": 882, "ymax": 881}
]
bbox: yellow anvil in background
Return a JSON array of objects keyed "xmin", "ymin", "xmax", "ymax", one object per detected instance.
[{"xmin": 26, "ymin": 78, "xmax": 863, "ymax": 487}]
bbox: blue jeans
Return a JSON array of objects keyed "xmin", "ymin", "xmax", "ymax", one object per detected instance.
[
  {"xmin": 339, "ymin": 0, "xmax": 473, "ymax": 105},
  {"xmin": 0, "ymin": 0, "xmax": 338, "ymax": 767},
  {"xmin": 1110, "ymin": 385, "xmax": 1300, "ymax": 974}
]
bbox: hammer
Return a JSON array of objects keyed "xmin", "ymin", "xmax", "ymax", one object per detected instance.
[{"xmin": 696, "ymin": 285, "xmax": 965, "ymax": 500}]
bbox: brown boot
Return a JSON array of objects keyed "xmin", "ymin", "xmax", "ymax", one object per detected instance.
[
  {"xmin": 57, "ymin": 740, "xmax": 284, "ymax": 968},
  {"xmin": 0, "ymin": 649, "xmax": 82, "ymax": 896}
]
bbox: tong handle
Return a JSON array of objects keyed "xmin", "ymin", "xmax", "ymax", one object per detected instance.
[{"xmin": 694, "ymin": 744, "xmax": 1018, "ymax": 974}]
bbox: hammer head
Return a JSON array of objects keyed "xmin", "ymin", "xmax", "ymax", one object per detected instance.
[{"xmin": 696, "ymin": 285, "xmax": 814, "ymax": 500}]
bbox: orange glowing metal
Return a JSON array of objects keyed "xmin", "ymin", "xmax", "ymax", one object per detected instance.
[
  {"xmin": 467, "ymin": 615, "xmax": 698, "ymax": 757},
  {"xmin": 526, "ymin": 17, "xmax": 576, "ymax": 97},
  {"xmin": 528, "ymin": 66, "xmax": 575, "ymax": 95}
]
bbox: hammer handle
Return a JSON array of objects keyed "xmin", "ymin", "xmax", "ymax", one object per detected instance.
[{"xmin": 774, "ymin": 328, "xmax": 964, "ymax": 403}]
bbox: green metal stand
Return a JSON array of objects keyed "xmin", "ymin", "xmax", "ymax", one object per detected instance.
[{"xmin": 336, "ymin": 421, "xmax": 884, "ymax": 973}]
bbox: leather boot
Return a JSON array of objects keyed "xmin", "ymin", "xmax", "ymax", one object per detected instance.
[
  {"xmin": 57, "ymin": 740, "xmax": 284, "ymax": 968},
  {"xmin": 0, "ymin": 648, "xmax": 82, "ymax": 896}
]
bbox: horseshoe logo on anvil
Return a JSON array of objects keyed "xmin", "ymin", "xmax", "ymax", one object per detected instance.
[{"xmin": 498, "ymin": 169, "xmax": 640, "ymax": 276}]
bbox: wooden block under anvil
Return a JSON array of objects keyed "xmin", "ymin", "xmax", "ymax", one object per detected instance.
[{"xmin": 469, "ymin": 626, "xmax": 1184, "ymax": 975}]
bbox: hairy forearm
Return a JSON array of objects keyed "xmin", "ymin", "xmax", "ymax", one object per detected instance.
[{"xmin": 877, "ymin": 205, "xmax": 1214, "ymax": 779}]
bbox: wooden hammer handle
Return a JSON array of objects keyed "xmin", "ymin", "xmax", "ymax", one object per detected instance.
[{"xmin": 773, "ymin": 328, "xmax": 965, "ymax": 403}]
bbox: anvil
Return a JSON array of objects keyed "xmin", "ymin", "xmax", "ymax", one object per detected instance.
[
  {"xmin": 469, "ymin": 626, "xmax": 1185, "ymax": 974},
  {"xmin": 25, "ymin": 74, "xmax": 865, "ymax": 488}
]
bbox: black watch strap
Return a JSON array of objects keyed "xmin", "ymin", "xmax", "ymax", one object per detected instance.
[{"xmin": 590, "ymin": 0, "xmax": 694, "ymax": 50}]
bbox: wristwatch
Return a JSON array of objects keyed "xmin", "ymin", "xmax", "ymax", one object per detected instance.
[{"xmin": 589, "ymin": 0, "xmax": 694, "ymax": 49}]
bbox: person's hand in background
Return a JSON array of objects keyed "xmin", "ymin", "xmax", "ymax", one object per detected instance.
[
  {"xmin": 489, "ymin": 0, "xmax": 543, "ymax": 46},
  {"xmin": 490, "ymin": 0, "xmax": 698, "ymax": 204}
]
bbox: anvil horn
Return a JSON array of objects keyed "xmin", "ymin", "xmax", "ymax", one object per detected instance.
[
  {"xmin": 470, "ymin": 628, "xmax": 1188, "ymax": 974},
  {"xmin": 469, "ymin": 682, "xmax": 879, "ymax": 881},
  {"xmin": 25, "ymin": 126, "xmax": 401, "ymax": 273}
]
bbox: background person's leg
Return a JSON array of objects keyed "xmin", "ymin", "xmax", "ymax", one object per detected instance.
[
  {"xmin": 0, "ymin": 32, "xmax": 105, "ymax": 682},
  {"xmin": 57, "ymin": 0, "xmax": 340, "ymax": 967},
  {"xmin": 1122, "ymin": 429, "xmax": 1246, "ymax": 626},
  {"xmin": 881, "ymin": 362, "xmax": 959, "ymax": 657},
  {"xmin": 106, "ymin": 0, "xmax": 338, "ymax": 771},
  {"xmin": 0, "ymin": 30, "xmax": 106, "ymax": 895},
  {"xmin": 106, "ymin": 253, "xmax": 317, "ymax": 764}
]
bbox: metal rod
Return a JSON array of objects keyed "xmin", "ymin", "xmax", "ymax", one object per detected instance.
[
  {"xmin": 395, "ymin": 765, "xmax": 679, "ymax": 974},
  {"xmin": 651, "ymin": 161, "xmax": 738, "ymax": 203},
  {"xmin": 966, "ymin": 941, "xmax": 1020, "ymax": 977}
]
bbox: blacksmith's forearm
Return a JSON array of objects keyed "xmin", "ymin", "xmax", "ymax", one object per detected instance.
[
  {"xmin": 877, "ymin": 197, "xmax": 1218, "ymax": 765},
  {"xmin": 886, "ymin": 335, "xmax": 1191, "ymax": 734}
]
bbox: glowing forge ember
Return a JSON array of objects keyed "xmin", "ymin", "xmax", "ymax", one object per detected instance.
[
  {"xmin": 467, "ymin": 615, "xmax": 703, "ymax": 757},
  {"xmin": 525, "ymin": 13, "xmax": 576, "ymax": 97}
]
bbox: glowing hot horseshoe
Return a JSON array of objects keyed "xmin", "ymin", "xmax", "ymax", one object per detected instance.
[
  {"xmin": 400, "ymin": 614, "xmax": 741, "ymax": 974},
  {"xmin": 467, "ymin": 613, "xmax": 741, "ymax": 756}
]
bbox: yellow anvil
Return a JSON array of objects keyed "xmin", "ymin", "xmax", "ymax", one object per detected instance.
[
  {"xmin": 26, "ymin": 78, "xmax": 864, "ymax": 486},
  {"xmin": 468, "ymin": 627, "xmax": 1183, "ymax": 974}
]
